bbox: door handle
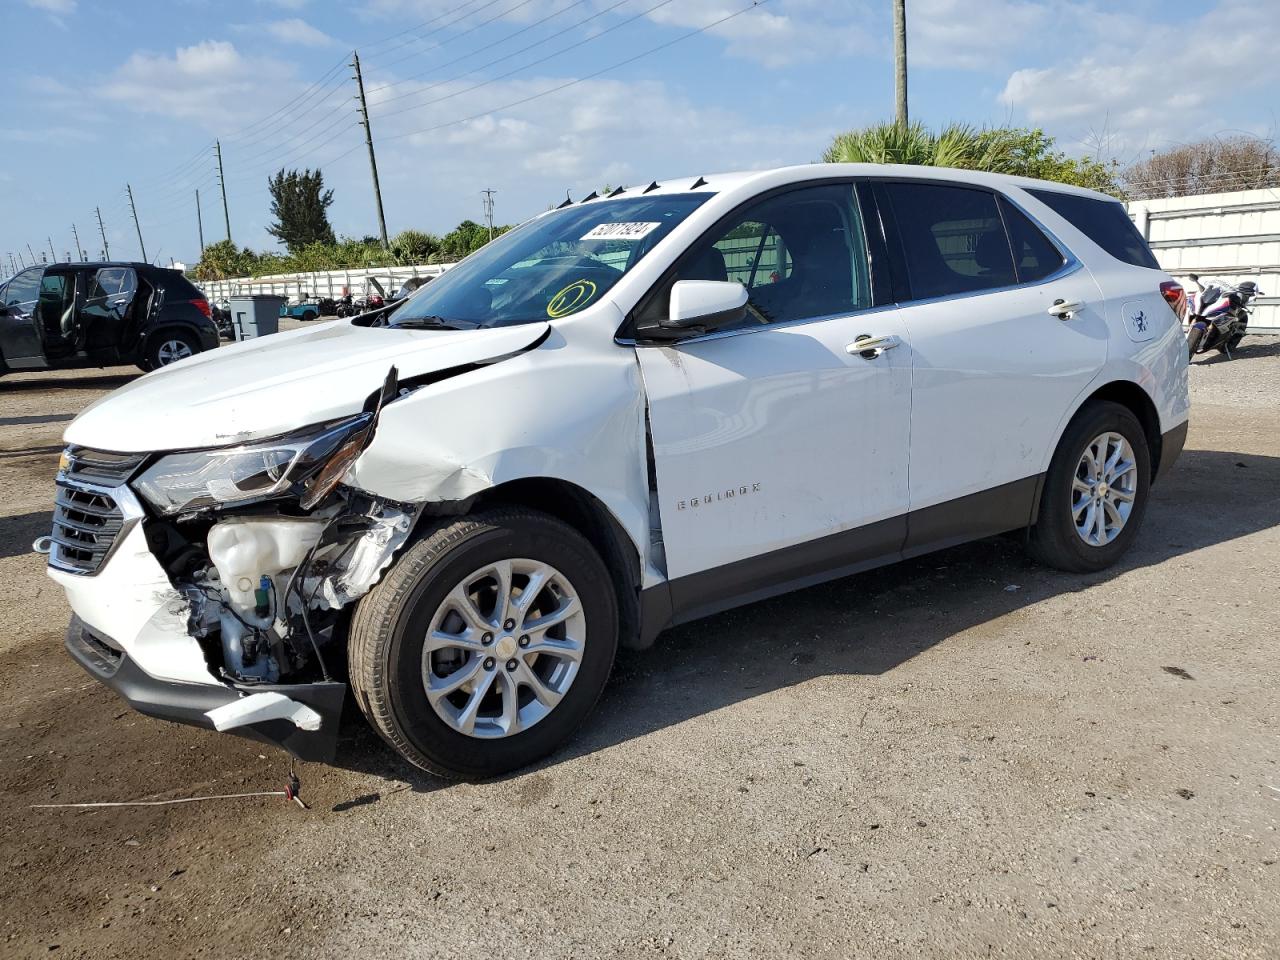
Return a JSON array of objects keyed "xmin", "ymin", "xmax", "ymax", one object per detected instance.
[
  {"xmin": 847, "ymin": 333, "xmax": 902, "ymax": 358},
  {"xmin": 1047, "ymin": 298, "xmax": 1083, "ymax": 319}
]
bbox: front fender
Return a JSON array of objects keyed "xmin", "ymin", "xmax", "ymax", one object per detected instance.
[{"xmin": 344, "ymin": 318, "xmax": 654, "ymax": 580}]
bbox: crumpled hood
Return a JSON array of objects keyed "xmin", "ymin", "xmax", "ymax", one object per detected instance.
[{"xmin": 65, "ymin": 319, "xmax": 549, "ymax": 452}]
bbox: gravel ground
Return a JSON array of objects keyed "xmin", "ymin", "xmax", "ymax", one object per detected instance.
[{"xmin": 1, "ymin": 337, "xmax": 1277, "ymax": 959}]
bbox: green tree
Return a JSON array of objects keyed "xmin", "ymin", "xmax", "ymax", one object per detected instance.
[
  {"xmin": 266, "ymin": 167, "xmax": 336, "ymax": 251},
  {"xmin": 823, "ymin": 122, "xmax": 1120, "ymax": 195}
]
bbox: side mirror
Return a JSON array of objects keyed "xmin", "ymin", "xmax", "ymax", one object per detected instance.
[{"xmin": 640, "ymin": 280, "xmax": 748, "ymax": 341}]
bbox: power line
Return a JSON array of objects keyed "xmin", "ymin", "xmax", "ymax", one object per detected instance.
[
  {"xmin": 369, "ymin": 0, "xmax": 679, "ymax": 123},
  {"xmin": 373, "ymin": 0, "xmax": 760, "ymax": 143},
  {"xmin": 370, "ymin": 0, "xmax": 627, "ymax": 109},
  {"xmin": 372, "ymin": 0, "xmax": 541, "ymax": 74},
  {"xmin": 367, "ymin": 0, "xmax": 568, "ymax": 95}
]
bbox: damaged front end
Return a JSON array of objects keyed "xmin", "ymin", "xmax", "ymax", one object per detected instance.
[{"xmin": 53, "ymin": 369, "xmax": 417, "ymax": 761}]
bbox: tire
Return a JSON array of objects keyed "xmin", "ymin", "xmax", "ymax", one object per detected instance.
[
  {"xmin": 1027, "ymin": 401, "xmax": 1152, "ymax": 573},
  {"xmin": 301, "ymin": 310, "xmax": 318, "ymax": 322},
  {"xmin": 143, "ymin": 329, "xmax": 201, "ymax": 370},
  {"xmin": 1186, "ymin": 325, "xmax": 1205, "ymax": 360},
  {"xmin": 348, "ymin": 507, "xmax": 619, "ymax": 779}
]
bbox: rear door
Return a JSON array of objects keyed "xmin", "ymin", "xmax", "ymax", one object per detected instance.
[
  {"xmin": 80, "ymin": 266, "xmax": 138, "ymax": 355},
  {"xmin": 0, "ymin": 268, "xmax": 45, "ymax": 365},
  {"xmin": 870, "ymin": 180, "xmax": 1106, "ymax": 550}
]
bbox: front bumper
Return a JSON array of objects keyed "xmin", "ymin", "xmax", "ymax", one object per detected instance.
[{"xmin": 65, "ymin": 614, "xmax": 346, "ymax": 762}]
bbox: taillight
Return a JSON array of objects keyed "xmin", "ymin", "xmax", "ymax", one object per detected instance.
[
  {"xmin": 1159, "ymin": 281, "xmax": 1186, "ymax": 320},
  {"xmin": 191, "ymin": 298, "xmax": 212, "ymax": 319}
]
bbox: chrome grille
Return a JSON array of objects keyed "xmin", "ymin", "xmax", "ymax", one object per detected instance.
[{"xmin": 49, "ymin": 447, "xmax": 147, "ymax": 576}]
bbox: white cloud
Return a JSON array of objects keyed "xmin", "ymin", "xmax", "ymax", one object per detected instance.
[
  {"xmin": 100, "ymin": 41, "xmax": 302, "ymax": 130},
  {"xmin": 261, "ymin": 17, "xmax": 334, "ymax": 47},
  {"xmin": 909, "ymin": 0, "xmax": 1050, "ymax": 71},
  {"xmin": 25, "ymin": 0, "xmax": 76, "ymax": 12},
  {"xmin": 997, "ymin": 0, "xmax": 1280, "ymax": 156}
]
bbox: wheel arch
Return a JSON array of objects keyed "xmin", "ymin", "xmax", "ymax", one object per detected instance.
[
  {"xmin": 140, "ymin": 321, "xmax": 202, "ymax": 357},
  {"xmin": 1031, "ymin": 378, "xmax": 1164, "ymax": 525},
  {"xmin": 422, "ymin": 477, "xmax": 646, "ymax": 650}
]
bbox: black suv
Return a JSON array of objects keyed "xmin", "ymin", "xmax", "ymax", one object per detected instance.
[{"xmin": 0, "ymin": 261, "xmax": 219, "ymax": 375}]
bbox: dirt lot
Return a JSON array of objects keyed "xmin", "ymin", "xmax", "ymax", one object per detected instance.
[{"xmin": 1, "ymin": 340, "xmax": 1278, "ymax": 959}]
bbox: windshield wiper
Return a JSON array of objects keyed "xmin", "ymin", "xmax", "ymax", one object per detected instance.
[{"xmin": 391, "ymin": 315, "xmax": 475, "ymax": 331}]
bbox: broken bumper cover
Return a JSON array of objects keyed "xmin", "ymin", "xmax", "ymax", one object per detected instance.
[{"xmin": 65, "ymin": 614, "xmax": 346, "ymax": 762}]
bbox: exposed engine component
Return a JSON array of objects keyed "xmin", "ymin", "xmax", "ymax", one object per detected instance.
[{"xmin": 175, "ymin": 493, "xmax": 419, "ymax": 685}]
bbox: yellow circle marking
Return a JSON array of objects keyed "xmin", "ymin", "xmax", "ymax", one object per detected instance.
[{"xmin": 546, "ymin": 279, "xmax": 598, "ymax": 318}]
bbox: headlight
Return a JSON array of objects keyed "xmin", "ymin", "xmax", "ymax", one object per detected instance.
[{"xmin": 133, "ymin": 415, "xmax": 372, "ymax": 515}]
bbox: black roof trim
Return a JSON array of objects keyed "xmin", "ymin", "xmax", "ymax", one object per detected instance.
[
  {"xmin": 608, "ymin": 186, "xmax": 625, "ymax": 197},
  {"xmin": 555, "ymin": 195, "xmax": 574, "ymax": 209},
  {"xmin": 643, "ymin": 180, "xmax": 660, "ymax": 194},
  {"xmin": 690, "ymin": 176, "xmax": 708, "ymax": 189},
  {"xmin": 581, "ymin": 191, "xmax": 599, "ymax": 203}
]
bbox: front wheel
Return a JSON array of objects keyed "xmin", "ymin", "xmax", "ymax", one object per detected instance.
[
  {"xmin": 1186, "ymin": 323, "xmax": 1206, "ymax": 359},
  {"xmin": 1027, "ymin": 401, "xmax": 1152, "ymax": 573},
  {"xmin": 348, "ymin": 508, "xmax": 618, "ymax": 779}
]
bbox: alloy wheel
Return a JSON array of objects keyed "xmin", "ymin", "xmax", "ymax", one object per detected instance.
[
  {"xmin": 421, "ymin": 558, "xmax": 585, "ymax": 738},
  {"xmin": 1072, "ymin": 431, "xmax": 1138, "ymax": 547},
  {"xmin": 156, "ymin": 339, "xmax": 194, "ymax": 365}
]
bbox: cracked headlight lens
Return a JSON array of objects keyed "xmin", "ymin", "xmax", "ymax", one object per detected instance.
[{"xmin": 133, "ymin": 415, "xmax": 372, "ymax": 515}]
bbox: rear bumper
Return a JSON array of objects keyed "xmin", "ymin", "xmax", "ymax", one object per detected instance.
[
  {"xmin": 1156, "ymin": 419, "xmax": 1189, "ymax": 483},
  {"xmin": 65, "ymin": 614, "xmax": 345, "ymax": 762}
]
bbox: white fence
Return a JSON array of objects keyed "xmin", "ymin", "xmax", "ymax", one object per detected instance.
[
  {"xmin": 1127, "ymin": 188, "xmax": 1280, "ymax": 334},
  {"xmin": 194, "ymin": 262, "xmax": 454, "ymax": 303}
]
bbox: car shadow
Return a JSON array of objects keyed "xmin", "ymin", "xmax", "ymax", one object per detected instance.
[
  {"xmin": 0, "ymin": 511, "xmax": 51, "ymax": 559},
  {"xmin": 0, "ymin": 373, "xmax": 137, "ymax": 393},
  {"xmin": 326, "ymin": 446, "xmax": 1280, "ymax": 793},
  {"xmin": 1193, "ymin": 336, "xmax": 1280, "ymax": 365}
]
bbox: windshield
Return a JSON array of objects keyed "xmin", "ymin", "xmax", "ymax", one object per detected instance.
[{"xmin": 389, "ymin": 193, "xmax": 713, "ymax": 328}]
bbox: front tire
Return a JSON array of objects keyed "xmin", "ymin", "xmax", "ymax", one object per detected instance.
[
  {"xmin": 348, "ymin": 508, "xmax": 618, "ymax": 779},
  {"xmin": 1027, "ymin": 401, "xmax": 1151, "ymax": 573}
]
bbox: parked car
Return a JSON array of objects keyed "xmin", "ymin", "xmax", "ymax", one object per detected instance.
[
  {"xmin": 280, "ymin": 298, "xmax": 323, "ymax": 322},
  {"xmin": 43, "ymin": 164, "xmax": 1188, "ymax": 780},
  {"xmin": 1, "ymin": 262, "xmax": 219, "ymax": 374}
]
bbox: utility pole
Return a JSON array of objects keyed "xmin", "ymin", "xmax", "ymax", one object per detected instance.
[
  {"xmin": 892, "ymin": 0, "xmax": 908, "ymax": 129},
  {"xmin": 48, "ymin": 237, "xmax": 57, "ymax": 263},
  {"xmin": 196, "ymin": 188, "xmax": 205, "ymax": 253},
  {"xmin": 95, "ymin": 206, "xmax": 110, "ymax": 260},
  {"xmin": 481, "ymin": 188, "xmax": 496, "ymax": 242},
  {"xmin": 352, "ymin": 51, "xmax": 389, "ymax": 249},
  {"xmin": 26, "ymin": 242, "xmax": 37, "ymax": 265},
  {"xmin": 71, "ymin": 223, "xmax": 85, "ymax": 261},
  {"xmin": 126, "ymin": 183, "xmax": 147, "ymax": 262},
  {"xmin": 215, "ymin": 140, "xmax": 231, "ymax": 242}
]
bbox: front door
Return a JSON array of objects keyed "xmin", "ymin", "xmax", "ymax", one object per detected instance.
[
  {"xmin": 634, "ymin": 182, "xmax": 912, "ymax": 619},
  {"xmin": 868, "ymin": 180, "xmax": 1108, "ymax": 549}
]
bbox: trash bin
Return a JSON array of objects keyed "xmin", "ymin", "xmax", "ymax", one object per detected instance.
[{"xmin": 228, "ymin": 294, "xmax": 285, "ymax": 340}]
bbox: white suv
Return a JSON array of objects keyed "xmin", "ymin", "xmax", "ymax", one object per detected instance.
[{"xmin": 43, "ymin": 164, "xmax": 1189, "ymax": 779}]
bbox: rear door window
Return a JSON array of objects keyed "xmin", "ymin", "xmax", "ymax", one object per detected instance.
[
  {"xmin": 85, "ymin": 267, "xmax": 137, "ymax": 315},
  {"xmin": 1026, "ymin": 189, "xmax": 1160, "ymax": 269},
  {"xmin": 998, "ymin": 197, "xmax": 1066, "ymax": 283},
  {"xmin": 878, "ymin": 182, "xmax": 1016, "ymax": 300}
]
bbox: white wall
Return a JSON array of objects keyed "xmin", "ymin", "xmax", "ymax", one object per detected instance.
[
  {"xmin": 1128, "ymin": 188, "xmax": 1280, "ymax": 333},
  {"xmin": 195, "ymin": 262, "xmax": 453, "ymax": 303}
]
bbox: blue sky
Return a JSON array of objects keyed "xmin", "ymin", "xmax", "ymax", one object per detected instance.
[{"xmin": 2, "ymin": 0, "xmax": 1275, "ymax": 272}]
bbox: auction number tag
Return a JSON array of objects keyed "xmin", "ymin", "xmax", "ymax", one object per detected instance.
[{"xmin": 581, "ymin": 222, "xmax": 661, "ymax": 241}]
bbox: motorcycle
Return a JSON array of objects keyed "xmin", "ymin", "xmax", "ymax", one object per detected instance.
[
  {"xmin": 1185, "ymin": 273, "xmax": 1262, "ymax": 360},
  {"xmin": 335, "ymin": 293, "xmax": 355, "ymax": 318}
]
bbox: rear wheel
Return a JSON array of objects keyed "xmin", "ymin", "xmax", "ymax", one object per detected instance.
[
  {"xmin": 301, "ymin": 310, "xmax": 318, "ymax": 322},
  {"xmin": 1027, "ymin": 401, "xmax": 1151, "ymax": 573},
  {"xmin": 143, "ymin": 330, "xmax": 200, "ymax": 370},
  {"xmin": 348, "ymin": 508, "xmax": 618, "ymax": 779}
]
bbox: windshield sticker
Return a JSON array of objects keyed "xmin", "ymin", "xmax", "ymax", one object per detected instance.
[
  {"xmin": 581, "ymin": 222, "xmax": 661, "ymax": 241},
  {"xmin": 547, "ymin": 279, "xmax": 598, "ymax": 318}
]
